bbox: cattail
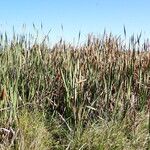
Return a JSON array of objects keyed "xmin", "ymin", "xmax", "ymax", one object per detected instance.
[{"xmin": 0, "ymin": 88, "xmax": 7, "ymax": 101}]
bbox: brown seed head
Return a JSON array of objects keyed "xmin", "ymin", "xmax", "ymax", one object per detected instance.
[{"xmin": 0, "ymin": 88, "xmax": 7, "ymax": 100}]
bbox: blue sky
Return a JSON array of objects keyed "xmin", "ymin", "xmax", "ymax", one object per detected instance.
[{"xmin": 0, "ymin": 0, "xmax": 150, "ymax": 43}]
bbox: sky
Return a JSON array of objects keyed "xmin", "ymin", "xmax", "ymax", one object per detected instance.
[{"xmin": 0, "ymin": 0, "xmax": 150, "ymax": 44}]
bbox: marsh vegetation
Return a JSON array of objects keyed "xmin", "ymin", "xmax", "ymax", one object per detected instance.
[{"xmin": 0, "ymin": 30, "xmax": 150, "ymax": 149}]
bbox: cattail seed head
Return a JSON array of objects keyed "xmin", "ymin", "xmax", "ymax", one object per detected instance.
[{"xmin": 0, "ymin": 88, "xmax": 7, "ymax": 101}]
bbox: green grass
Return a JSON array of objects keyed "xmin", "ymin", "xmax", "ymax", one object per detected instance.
[{"xmin": 0, "ymin": 31, "xmax": 150, "ymax": 149}]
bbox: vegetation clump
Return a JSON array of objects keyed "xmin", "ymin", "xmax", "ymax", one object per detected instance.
[{"xmin": 0, "ymin": 31, "xmax": 150, "ymax": 149}]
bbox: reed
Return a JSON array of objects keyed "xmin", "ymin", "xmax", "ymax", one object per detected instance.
[{"xmin": 0, "ymin": 29, "xmax": 150, "ymax": 149}]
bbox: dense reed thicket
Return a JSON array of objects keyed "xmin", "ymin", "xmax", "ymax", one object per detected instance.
[{"xmin": 0, "ymin": 32, "xmax": 150, "ymax": 149}]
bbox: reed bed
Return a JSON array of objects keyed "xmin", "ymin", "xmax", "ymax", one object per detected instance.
[{"xmin": 0, "ymin": 31, "xmax": 150, "ymax": 149}]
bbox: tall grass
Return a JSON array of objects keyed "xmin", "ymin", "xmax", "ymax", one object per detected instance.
[{"xmin": 0, "ymin": 30, "xmax": 150, "ymax": 149}]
